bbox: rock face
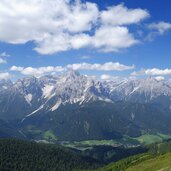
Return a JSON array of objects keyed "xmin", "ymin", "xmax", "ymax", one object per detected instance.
[{"xmin": 0, "ymin": 71, "xmax": 171, "ymax": 141}]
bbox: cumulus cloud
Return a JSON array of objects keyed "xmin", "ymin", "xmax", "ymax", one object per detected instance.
[
  {"xmin": 0, "ymin": 72, "xmax": 11, "ymax": 80},
  {"xmin": 0, "ymin": 0, "xmax": 98, "ymax": 43},
  {"xmin": 101, "ymin": 4, "xmax": 149, "ymax": 26},
  {"xmin": 148, "ymin": 21, "xmax": 171, "ymax": 34},
  {"xmin": 146, "ymin": 21, "xmax": 171, "ymax": 41},
  {"xmin": 132, "ymin": 68, "xmax": 171, "ymax": 76},
  {"xmin": 92, "ymin": 26, "xmax": 138, "ymax": 52},
  {"xmin": 35, "ymin": 26, "xmax": 139, "ymax": 54},
  {"xmin": 100, "ymin": 74, "xmax": 135, "ymax": 81},
  {"xmin": 100, "ymin": 74, "xmax": 119, "ymax": 80},
  {"xmin": 0, "ymin": 0, "xmax": 149, "ymax": 54},
  {"xmin": 10, "ymin": 62, "xmax": 134, "ymax": 76},
  {"xmin": 10, "ymin": 66, "xmax": 24, "ymax": 72},
  {"xmin": 67, "ymin": 62, "xmax": 135, "ymax": 71},
  {"xmin": 35, "ymin": 33, "xmax": 92, "ymax": 54},
  {"xmin": 145, "ymin": 68, "xmax": 171, "ymax": 75},
  {"xmin": 155, "ymin": 76, "xmax": 165, "ymax": 81},
  {"xmin": 10, "ymin": 66, "xmax": 65, "ymax": 76}
]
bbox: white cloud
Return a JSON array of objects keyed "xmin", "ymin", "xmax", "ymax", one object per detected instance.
[
  {"xmin": 92, "ymin": 26, "xmax": 139, "ymax": 52},
  {"xmin": 100, "ymin": 74, "xmax": 134, "ymax": 81},
  {"xmin": 35, "ymin": 26, "xmax": 139, "ymax": 54},
  {"xmin": 145, "ymin": 68, "xmax": 171, "ymax": 75},
  {"xmin": 148, "ymin": 21, "xmax": 171, "ymax": 34},
  {"xmin": 132, "ymin": 68, "xmax": 171, "ymax": 76},
  {"xmin": 0, "ymin": 58, "xmax": 6, "ymax": 64},
  {"xmin": 10, "ymin": 62, "xmax": 134, "ymax": 76},
  {"xmin": 0, "ymin": 0, "xmax": 149, "ymax": 54},
  {"xmin": 66, "ymin": 1, "xmax": 99, "ymax": 33},
  {"xmin": 146, "ymin": 21, "xmax": 171, "ymax": 41},
  {"xmin": 101, "ymin": 74, "xmax": 111, "ymax": 80},
  {"xmin": 101, "ymin": 4, "xmax": 149, "ymax": 26},
  {"xmin": 80, "ymin": 55, "xmax": 91, "ymax": 59},
  {"xmin": 70, "ymin": 34, "xmax": 92, "ymax": 49},
  {"xmin": 0, "ymin": 72, "xmax": 11, "ymax": 80},
  {"xmin": 155, "ymin": 76, "xmax": 165, "ymax": 81},
  {"xmin": 0, "ymin": 52, "xmax": 10, "ymax": 64},
  {"xmin": 35, "ymin": 33, "xmax": 92, "ymax": 55},
  {"xmin": 0, "ymin": 0, "xmax": 98, "ymax": 43},
  {"xmin": 10, "ymin": 66, "xmax": 24, "ymax": 72},
  {"xmin": 34, "ymin": 33, "xmax": 71, "ymax": 55},
  {"xmin": 67, "ymin": 62, "xmax": 135, "ymax": 71},
  {"xmin": 0, "ymin": 52, "xmax": 10, "ymax": 57},
  {"xmin": 10, "ymin": 66, "xmax": 65, "ymax": 76},
  {"xmin": 100, "ymin": 74, "xmax": 118, "ymax": 80}
]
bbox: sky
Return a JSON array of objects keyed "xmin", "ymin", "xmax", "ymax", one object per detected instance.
[{"xmin": 0, "ymin": 0, "xmax": 171, "ymax": 81}]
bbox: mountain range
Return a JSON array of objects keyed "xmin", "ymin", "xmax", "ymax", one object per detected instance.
[{"xmin": 0, "ymin": 70, "xmax": 171, "ymax": 141}]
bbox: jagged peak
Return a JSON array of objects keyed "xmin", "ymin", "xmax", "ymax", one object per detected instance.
[
  {"xmin": 65, "ymin": 69, "xmax": 80, "ymax": 77},
  {"xmin": 16, "ymin": 76, "xmax": 38, "ymax": 83}
]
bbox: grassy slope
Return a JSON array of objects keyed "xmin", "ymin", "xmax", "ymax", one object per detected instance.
[
  {"xmin": 126, "ymin": 153, "xmax": 171, "ymax": 171},
  {"xmin": 87, "ymin": 140, "xmax": 171, "ymax": 171},
  {"xmin": 87, "ymin": 153, "xmax": 171, "ymax": 171},
  {"xmin": 86, "ymin": 153, "xmax": 152, "ymax": 171}
]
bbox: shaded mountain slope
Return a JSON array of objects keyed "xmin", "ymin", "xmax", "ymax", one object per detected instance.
[{"xmin": 21, "ymin": 101, "xmax": 171, "ymax": 141}]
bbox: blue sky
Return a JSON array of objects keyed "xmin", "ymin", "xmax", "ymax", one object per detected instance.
[{"xmin": 0, "ymin": 0, "xmax": 171, "ymax": 81}]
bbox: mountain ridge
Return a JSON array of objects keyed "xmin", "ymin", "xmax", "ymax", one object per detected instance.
[
  {"xmin": 0, "ymin": 70, "xmax": 171, "ymax": 141},
  {"xmin": 1, "ymin": 70, "xmax": 171, "ymax": 121}
]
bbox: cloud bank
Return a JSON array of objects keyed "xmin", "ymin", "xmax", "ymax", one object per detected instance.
[
  {"xmin": 0, "ymin": 1, "xmax": 149, "ymax": 54},
  {"xmin": 132, "ymin": 68, "xmax": 171, "ymax": 76},
  {"xmin": 10, "ymin": 62, "xmax": 134, "ymax": 76}
]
